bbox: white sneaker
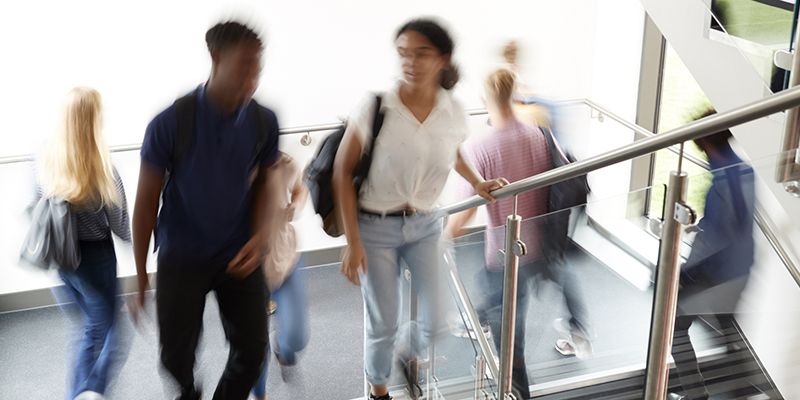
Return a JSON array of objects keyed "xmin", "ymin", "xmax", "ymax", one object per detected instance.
[
  {"xmin": 553, "ymin": 318, "xmax": 593, "ymax": 360},
  {"xmin": 74, "ymin": 391, "xmax": 105, "ymax": 400}
]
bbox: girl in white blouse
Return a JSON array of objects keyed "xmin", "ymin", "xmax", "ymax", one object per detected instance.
[{"xmin": 333, "ymin": 18, "xmax": 507, "ymax": 400}]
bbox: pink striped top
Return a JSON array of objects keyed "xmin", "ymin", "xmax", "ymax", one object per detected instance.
[{"xmin": 459, "ymin": 120, "xmax": 552, "ymax": 270}]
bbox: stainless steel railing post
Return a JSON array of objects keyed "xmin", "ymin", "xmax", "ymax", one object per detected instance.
[
  {"xmin": 643, "ymin": 171, "xmax": 689, "ymax": 399},
  {"xmin": 498, "ymin": 196, "xmax": 526, "ymax": 400}
]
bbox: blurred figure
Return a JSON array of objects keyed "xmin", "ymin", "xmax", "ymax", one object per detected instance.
[
  {"xmin": 668, "ymin": 110, "xmax": 755, "ymax": 400},
  {"xmin": 37, "ymin": 87, "xmax": 131, "ymax": 400},
  {"xmin": 132, "ymin": 21, "xmax": 280, "ymax": 400},
  {"xmin": 501, "ymin": 40, "xmax": 565, "ymax": 142},
  {"xmin": 251, "ymin": 153, "xmax": 310, "ymax": 400},
  {"xmin": 445, "ymin": 68, "xmax": 552, "ymax": 399},
  {"xmin": 333, "ymin": 18, "xmax": 506, "ymax": 400}
]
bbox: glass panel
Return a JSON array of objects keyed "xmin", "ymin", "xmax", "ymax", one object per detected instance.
[
  {"xmin": 442, "ymin": 186, "xmax": 663, "ymax": 398},
  {"xmin": 665, "ymin": 151, "xmax": 790, "ymax": 399},
  {"xmin": 432, "ymin": 228, "xmax": 500, "ymax": 399},
  {"xmin": 523, "ymin": 188, "xmax": 658, "ymax": 398}
]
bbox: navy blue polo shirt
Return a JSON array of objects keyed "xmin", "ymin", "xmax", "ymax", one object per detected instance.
[{"xmin": 141, "ymin": 84, "xmax": 279, "ymax": 266}]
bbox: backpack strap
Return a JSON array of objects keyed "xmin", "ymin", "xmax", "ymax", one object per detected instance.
[
  {"xmin": 250, "ymin": 99, "xmax": 269, "ymax": 162},
  {"xmin": 541, "ymin": 127, "xmax": 569, "ymax": 166},
  {"xmin": 370, "ymin": 94, "xmax": 385, "ymax": 143},
  {"xmin": 173, "ymin": 92, "xmax": 197, "ymax": 170},
  {"xmin": 173, "ymin": 93, "xmax": 270, "ymax": 171},
  {"xmin": 354, "ymin": 94, "xmax": 385, "ymax": 193}
]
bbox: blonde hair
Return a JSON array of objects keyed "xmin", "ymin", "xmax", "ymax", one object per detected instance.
[
  {"xmin": 485, "ymin": 68, "xmax": 517, "ymax": 107},
  {"xmin": 40, "ymin": 87, "xmax": 119, "ymax": 207},
  {"xmin": 501, "ymin": 40, "xmax": 518, "ymax": 66}
]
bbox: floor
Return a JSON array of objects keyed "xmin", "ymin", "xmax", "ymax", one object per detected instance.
[{"xmin": 0, "ymin": 238, "xmax": 780, "ymax": 399}]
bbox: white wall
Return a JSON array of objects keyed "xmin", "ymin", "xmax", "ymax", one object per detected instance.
[
  {"xmin": 0, "ymin": 1, "xmax": 646, "ymax": 300},
  {"xmin": 0, "ymin": 0, "xmax": 600, "ymax": 157},
  {"xmin": 640, "ymin": 0, "xmax": 800, "ymax": 396}
]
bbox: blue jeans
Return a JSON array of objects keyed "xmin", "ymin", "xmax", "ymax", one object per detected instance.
[
  {"xmin": 57, "ymin": 239, "xmax": 119, "ymax": 399},
  {"xmin": 251, "ymin": 261, "xmax": 309, "ymax": 398},
  {"xmin": 358, "ymin": 212, "xmax": 446, "ymax": 385}
]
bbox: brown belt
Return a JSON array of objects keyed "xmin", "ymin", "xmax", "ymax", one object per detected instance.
[{"xmin": 360, "ymin": 207, "xmax": 418, "ymax": 217}]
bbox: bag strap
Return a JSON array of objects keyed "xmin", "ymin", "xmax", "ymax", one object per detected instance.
[
  {"xmin": 370, "ymin": 93, "xmax": 385, "ymax": 143},
  {"xmin": 173, "ymin": 93, "xmax": 270, "ymax": 171},
  {"xmin": 356, "ymin": 94, "xmax": 385, "ymax": 190},
  {"xmin": 251, "ymin": 99, "xmax": 269, "ymax": 161},
  {"xmin": 173, "ymin": 92, "xmax": 196, "ymax": 169},
  {"xmin": 363, "ymin": 93, "xmax": 385, "ymax": 158},
  {"xmin": 541, "ymin": 126, "xmax": 569, "ymax": 165}
]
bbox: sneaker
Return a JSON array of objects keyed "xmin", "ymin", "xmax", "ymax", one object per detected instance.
[
  {"xmin": 74, "ymin": 392, "xmax": 104, "ymax": 400},
  {"xmin": 570, "ymin": 333, "xmax": 593, "ymax": 359},
  {"xmin": 369, "ymin": 393, "xmax": 393, "ymax": 400},
  {"xmin": 553, "ymin": 318, "xmax": 593, "ymax": 360},
  {"xmin": 555, "ymin": 338, "xmax": 577, "ymax": 357},
  {"xmin": 271, "ymin": 331, "xmax": 296, "ymax": 382}
]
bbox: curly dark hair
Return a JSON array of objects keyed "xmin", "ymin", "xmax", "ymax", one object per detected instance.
[{"xmin": 205, "ymin": 20, "xmax": 262, "ymax": 53}]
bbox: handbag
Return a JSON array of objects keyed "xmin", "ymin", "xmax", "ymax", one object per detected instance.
[{"xmin": 19, "ymin": 197, "xmax": 81, "ymax": 270}]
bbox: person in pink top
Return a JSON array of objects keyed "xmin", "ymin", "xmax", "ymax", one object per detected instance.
[{"xmin": 446, "ymin": 68, "xmax": 591, "ymax": 399}]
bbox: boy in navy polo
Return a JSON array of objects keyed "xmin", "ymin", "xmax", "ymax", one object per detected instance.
[{"xmin": 132, "ymin": 21, "xmax": 280, "ymax": 400}]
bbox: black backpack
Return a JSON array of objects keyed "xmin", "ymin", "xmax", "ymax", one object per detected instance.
[
  {"xmin": 304, "ymin": 94, "xmax": 384, "ymax": 237},
  {"xmin": 541, "ymin": 127, "xmax": 590, "ymax": 258}
]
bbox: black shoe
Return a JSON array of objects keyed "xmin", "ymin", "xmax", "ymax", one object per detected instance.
[
  {"xmin": 176, "ymin": 387, "xmax": 201, "ymax": 400},
  {"xmin": 369, "ymin": 393, "xmax": 393, "ymax": 400}
]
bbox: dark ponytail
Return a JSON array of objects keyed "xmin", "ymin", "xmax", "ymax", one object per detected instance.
[
  {"xmin": 396, "ymin": 18, "xmax": 460, "ymax": 90},
  {"xmin": 439, "ymin": 64, "xmax": 460, "ymax": 90}
]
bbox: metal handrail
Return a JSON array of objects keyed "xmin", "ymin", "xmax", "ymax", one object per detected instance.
[
  {"xmin": 569, "ymin": 98, "xmax": 800, "ymax": 288},
  {"xmin": 442, "ymin": 84, "xmax": 800, "ymax": 215},
  {"xmin": 444, "ymin": 90, "xmax": 800, "ymax": 394},
  {"xmin": 569, "ymin": 98, "xmax": 712, "ymax": 168},
  {"xmin": 444, "ymin": 250, "xmax": 500, "ymax": 380},
  {"xmin": 0, "ymin": 109, "xmax": 490, "ymax": 166}
]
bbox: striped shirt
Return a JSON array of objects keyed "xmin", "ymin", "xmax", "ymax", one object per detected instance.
[
  {"xmin": 35, "ymin": 168, "xmax": 131, "ymax": 242},
  {"xmin": 459, "ymin": 120, "xmax": 552, "ymax": 269}
]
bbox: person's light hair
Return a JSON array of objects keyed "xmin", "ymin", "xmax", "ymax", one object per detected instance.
[
  {"xmin": 501, "ymin": 40, "xmax": 518, "ymax": 66},
  {"xmin": 40, "ymin": 87, "xmax": 119, "ymax": 207},
  {"xmin": 485, "ymin": 68, "xmax": 517, "ymax": 107}
]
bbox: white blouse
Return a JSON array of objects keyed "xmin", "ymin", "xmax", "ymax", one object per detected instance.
[
  {"xmin": 349, "ymin": 84, "xmax": 469, "ymax": 212},
  {"xmin": 348, "ymin": 84, "xmax": 467, "ymax": 212}
]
